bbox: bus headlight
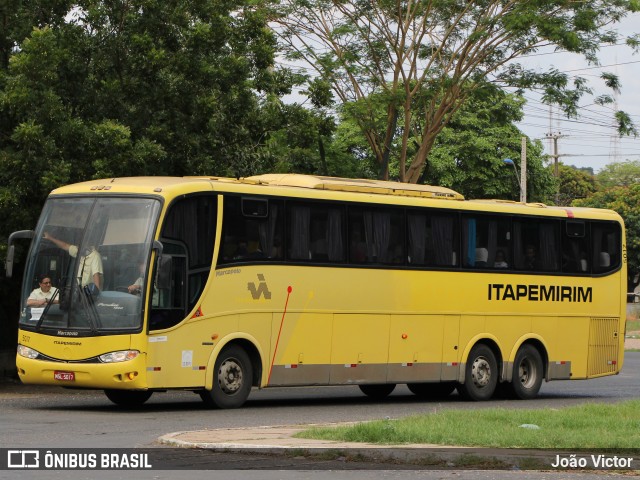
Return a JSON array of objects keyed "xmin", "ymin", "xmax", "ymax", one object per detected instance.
[
  {"xmin": 17, "ymin": 345, "xmax": 40, "ymax": 359},
  {"xmin": 99, "ymin": 350, "xmax": 139, "ymax": 363}
]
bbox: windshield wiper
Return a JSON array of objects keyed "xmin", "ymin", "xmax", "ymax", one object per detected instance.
[
  {"xmin": 77, "ymin": 283, "xmax": 101, "ymax": 333},
  {"xmin": 35, "ymin": 288, "xmax": 61, "ymax": 332}
]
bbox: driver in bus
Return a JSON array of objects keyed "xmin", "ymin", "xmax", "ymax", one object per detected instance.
[
  {"xmin": 128, "ymin": 262, "xmax": 145, "ymax": 295},
  {"xmin": 43, "ymin": 232, "xmax": 103, "ymax": 290},
  {"xmin": 26, "ymin": 274, "xmax": 59, "ymax": 307}
]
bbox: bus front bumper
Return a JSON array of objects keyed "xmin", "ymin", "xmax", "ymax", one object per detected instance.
[{"xmin": 16, "ymin": 354, "xmax": 148, "ymax": 390}]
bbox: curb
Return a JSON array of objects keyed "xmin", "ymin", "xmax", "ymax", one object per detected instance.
[{"xmin": 156, "ymin": 426, "xmax": 557, "ymax": 469}]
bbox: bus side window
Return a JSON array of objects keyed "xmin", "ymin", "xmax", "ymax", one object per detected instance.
[
  {"xmin": 513, "ymin": 218, "xmax": 560, "ymax": 272},
  {"xmin": 592, "ymin": 222, "xmax": 621, "ymax": 274},
  {"xmin": 219, "ymin": 196, "xmax": 283, "ymax": 265},
  {"xmin": 348, "ymin": 207, "xmax": 404, "ymax": 265},
  {"xmin": 462, "ymin": 215, "xmax": 510, "ymax": 269},
  {"xmin": 562, "ymin": 220, "xmax": 588, "ymax": 274},
  {"xmin": 289, "ymin": 202, "xmax": 345, "ymax": 263}
]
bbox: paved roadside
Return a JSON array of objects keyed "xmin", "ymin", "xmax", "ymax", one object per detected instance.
[{"xmin": 157, "ymin": 424, "xmax": 565, "ymax": 470}]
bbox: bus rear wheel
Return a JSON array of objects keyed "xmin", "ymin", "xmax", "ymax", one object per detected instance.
[
  {"xmin": 510, "ymin": 345, "xmax": 543, "ymax": 400},
  {"xmin": 457, "ymin": 344, "xmax": 498, "ymax": 401},
  {"xmin": 407, "ymin": 382, "xmax": 456, "ymax": 399},
  {"xmin": 104, "ymin": 389, "xmax": 152, "ymax": 407},
  {"xmin": 200, "ymin": 345, "xmax": 253, "ymax": 409},
  {"xmin": 359, "ymin": 384, "xmax": 396, "ymax": 399}
]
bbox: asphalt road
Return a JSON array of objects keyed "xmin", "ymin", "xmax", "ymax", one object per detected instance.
[
  {"xmin": 1, "ymin": 352, "xmax": 639, "ymax": 478},
  {"xmin": 2, "ymin": 352, "xmax": 640, "ymax": 447}
]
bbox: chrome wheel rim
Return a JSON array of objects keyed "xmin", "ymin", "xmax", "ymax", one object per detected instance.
[
  {"xmin": 218, "ymin": 358, "xmax": 243, "ymax": 395},
  {"xmin": 518, "ymin": 357, "xmax": 537, "ymax": 389},
  {"xmin": 471, "ymin": 356, "xmax": 492, "ymax": 388}
]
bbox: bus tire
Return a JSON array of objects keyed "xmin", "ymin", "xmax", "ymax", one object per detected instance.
[
  {"xmin": 407, "ymin": 382, "xmax": 456, "ymax": 399},
  {"xmin": 201, "ymin": 345, "xmax": 253, "ymax": 409},
  {"xmin": 104, "ymin": 389, "xmax": 152, "ymax": 407},
  {"xmin": 359, "ymin": 384, "xmax": 396, "ymax": 399},
  {"xmin": 457, "ymin": 344, "xmax": 498, "ymax": 401},
  {"xmin": 510, "ymin": 344, "xmax": 543, "ymax": 400}
]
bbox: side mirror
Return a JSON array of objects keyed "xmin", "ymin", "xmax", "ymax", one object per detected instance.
[
  {"xmin": 152, "ymin": 240, "xmax": 164, "ymax": 287},
  {"xmin": 152, "ymin": 240, "xmax": 163, "ymax": 259},
  {"xmin": 6, "ymin": 230, "xmax": 35, "ymax": 278}
]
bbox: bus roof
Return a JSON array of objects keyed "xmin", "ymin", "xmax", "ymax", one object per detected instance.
[
  {"xmin": 49, "ymin": 174, "xmax": 621, "ymax": 221},
  {"xmin": 242, "ymin": 174, "xmax": 465, "ymax": 200}
]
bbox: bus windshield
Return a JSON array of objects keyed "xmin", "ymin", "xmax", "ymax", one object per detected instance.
[{"xmin": 19, "ymin": 196, "xmax": 161, "ymax": 335}]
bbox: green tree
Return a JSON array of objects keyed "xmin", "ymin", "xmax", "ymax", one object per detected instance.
[
  {"xmin": 574, "ymin": 185, "xmax": 640, "ymax": 273},
  {"xmin": 0, "ymin": 0, "xmax": 293, "ymax": 355},
  {"xmin": 556, "ymin": 163, "xmax": 598, "ymax": 206},
  {"xmin": 274, "ymin": 0, "xmax": 639, "ymax": 182},
  {"xmin": 0, "ymin": 0, "xmax": 284, "ymax": 239},
  {"xmin": 597, "ymin": 160, "xmax": 640, "ymax": 188},
  {"xmin": 0, "ymin": 0, "xmax": 73, "ymax": 70},
  {"xmin": 333, "ymin": 87, "xmax": 556, "ymax": 201}
]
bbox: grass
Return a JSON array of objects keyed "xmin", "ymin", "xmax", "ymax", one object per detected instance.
[
  {"xmin": 627, "ymin": 319, "xmax": 640, "ymax": 333},
  {"xmin": 295, "ymin": 400, "xmax": 640, "ymax": 449}
]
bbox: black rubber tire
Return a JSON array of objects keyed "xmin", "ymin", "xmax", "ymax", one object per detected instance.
[
  {"xmin": 104, "ymin": 389, "xmax": 152, "ymax": 407},
  {"xmin": 457, "ymin": 344, "xmax": 498, "ymax": 401},
  {"xmin": 200, "ymin": 345, "xmax": 253, "ymax": 409},
  {"xmin": 358, "ymin": 384, "xmax": 396, "ymax": 399},
  {"xmin": 510, "ymin": 344, "xmax": 544, "ymax": 400},
  {"xmin": 407, "ymin": 382, "xmax": 456, "ymax": 399}
]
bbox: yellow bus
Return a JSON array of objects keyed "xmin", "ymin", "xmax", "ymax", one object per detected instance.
[{"xmin": 7, "ymin": 174, "xmax": 626, "ymax": 407}]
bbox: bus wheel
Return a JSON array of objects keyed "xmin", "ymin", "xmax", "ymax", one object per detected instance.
[
  {"xmin": 201, "ymin": 345, "xmax": 253, "ymax": 409},
  {"xmin": 408, "ymin": 382, "xmax": 456, "ymax": 399},
  {"xmin": 458, "ymin": 344, "xmax": 498, "ymax": 401},
  {"xmin": 104, "ymin": 389, "xmax": 152, "ymax": 407},
  {"xmin": 510, "ymin": 345, "xmax": 543, "ymax": 400},
  {"xmin": 359, "ymin": 384, "xmax": 396, "ymax": 399}
]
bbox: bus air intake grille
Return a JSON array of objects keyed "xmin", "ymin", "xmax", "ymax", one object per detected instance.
[{"xmin": 587, "ymin": 317, "xmax": 620, "ymax": 377}]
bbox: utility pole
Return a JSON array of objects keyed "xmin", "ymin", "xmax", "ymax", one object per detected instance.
[
  {"xmin": 546, "ymin": 132, "xmax": 567, "ymax": 177},
  {"xmin": 520, "ymin": 136, "xmax": 527, "ymax": 203},
  {"xmin": 545, "ymin": 132, "xmax": 567, "ymax": 204}
]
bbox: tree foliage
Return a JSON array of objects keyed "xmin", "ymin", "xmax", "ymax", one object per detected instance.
[
  {"xmin": 334, "ymin": 87, "xmax": 556, "ymax": 201},
  {"xmin": 556, "ymin": 163, "xmax": 598, "ymax": 206},
  {"xmin": 597, "ymin": 159, "xmax": 640, "ymax": 188},
  {"xmin": 274, "ymin": 0, "xmax": 639, "ymax": 182},
  {"xmin": 0, "ymin": 0, "xmax": 288, "ymax": 239}
]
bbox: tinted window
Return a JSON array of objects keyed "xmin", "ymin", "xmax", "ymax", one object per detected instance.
[
  {"xmin": 288, "ymin": 202, "xmax": 346, "ymax": 262},
  {"xmin": 348, "ymin": 206, "xmax": 405, "ymax": 265},
  {"xmin": 407, "ymin": 210, "xmax": 458, "ymax": 267},
  {"xmin": 592, "ymin": 222, "xmax": 621, "ymax": 274},
  {"xmin": 513, "ymin": 218, "xmax": 560, "ymax": 272},
  {"xmin": 562, "ymin": 220, "xmax": 589, "ymax": 274},
  {"xmin": 219, "ymin": 196, "xmax": 284, "ymax": 264},
  {"xmin": 461, "ymin": 214, "xmax": 511, "ymax": 269}
]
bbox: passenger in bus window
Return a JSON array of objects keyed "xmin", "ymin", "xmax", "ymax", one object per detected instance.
[
  {"xmin": 494, "ymin": 250, "xmax": 509, "ymax": 269},
  {"xmin": 524, "ymin": 245, "xmax": 537, "ymax": 270},
  {"xmin": 43, "ymin": 232, "xmax": 103, "ymax": 290},
  {"xmin": 26, "ymin": 274, "xmax": 59, "ymax": 307},
  {"xmin": 475, "ymin": 248, "xmax": 489, "ymax": 267}
]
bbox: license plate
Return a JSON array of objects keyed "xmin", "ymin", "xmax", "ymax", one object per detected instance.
[{"xmin": 54, "ymin": 371, "xmax": 75, "ymax": 381}]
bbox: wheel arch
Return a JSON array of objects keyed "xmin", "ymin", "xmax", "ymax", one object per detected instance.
[
  {"xmin": 204, "ymin": 334, "xmax": 264, "ymax": 390},
  {"xmin": 504, "ymin": 335, "xmax": 549, "ymax": 383},
  {"xmin": 458, "ymin": 335, "xmax": 503, "ymax": 384}
]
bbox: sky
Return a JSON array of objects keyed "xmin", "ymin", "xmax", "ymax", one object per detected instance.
[{"xmin": 514, "ymin": 12, "xmax": 640, "ymax": 174}]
